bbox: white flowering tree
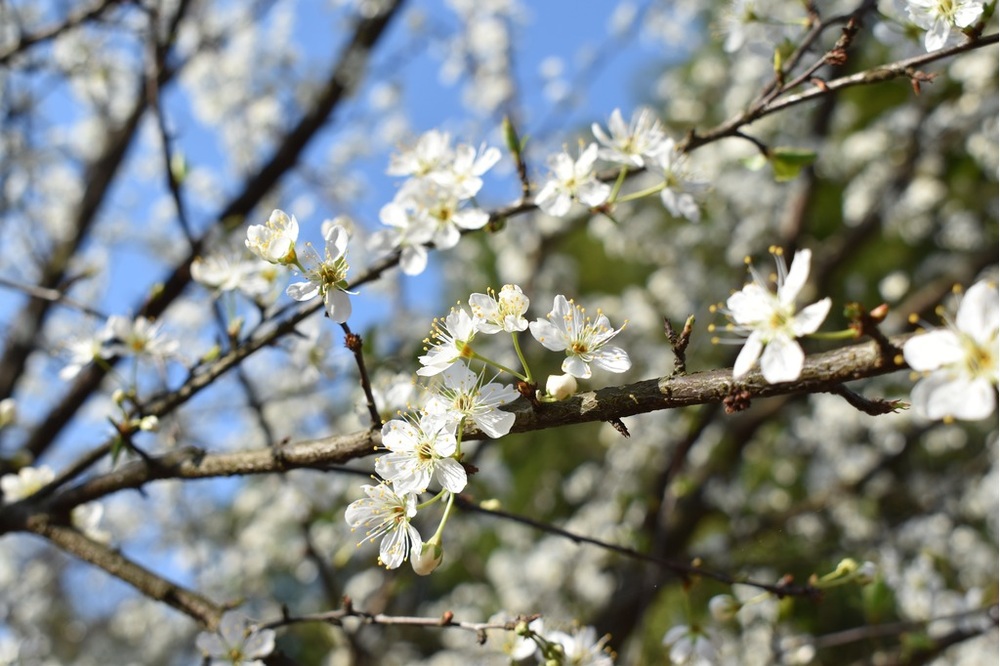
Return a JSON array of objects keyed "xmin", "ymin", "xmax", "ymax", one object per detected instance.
[{"xmin": 0, "ymin": 1, "xmax": 997, "ymax": 664}]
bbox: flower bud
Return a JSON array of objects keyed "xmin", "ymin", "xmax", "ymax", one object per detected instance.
[
  {"xmin": 545, "ymin": 374, "xmax": 577, "ymax": 401},
  {"xmin": 411, "ymin": 541, "xmax": 444, "ymax": 576},
  {"xmin": 0, "ymin": 398, "xmax": 16, "ymax": 429}
]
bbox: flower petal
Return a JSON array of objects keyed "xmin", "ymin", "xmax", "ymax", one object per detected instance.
[
  {"xmin": 733, "ymin": 332, "xmax": 764, "ymax": 378},
  {"xmin": 956, "ymin": 281, "xmax": 999, "ymax": 345},
  {"xmin": 792, "ymin": 297, "xmax": 831, "ymax": 336},
  {"xmin": 779, "ymin": 249, "xmax": 811, "ymax": 305},
  {"xmin": 903, "ymin": 330, "xmax": 964, "ymax": 371},
  {"xmin": 760, "ymin": 335, "xmax": 804, "ymax": 383}
]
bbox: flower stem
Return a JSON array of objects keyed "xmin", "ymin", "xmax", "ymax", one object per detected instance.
[
  {"xmin": 470, "ymin": 350, "xmax": 527, "ymax": 382},
  {"xmin": 617, "ymin": 182, "xmax": 665, "ymax": 203},
  {"xmin": 808, "ymin": 329, "xmax": 858, "ymax": 340},
  {"xmin": 607, "ymin": 165, "xmax": 629, "ymax": 203},
  {"xmin": 511, "ymin": 332, "xmax": 533, "ymax": 383},
  {"xmin": 417, "ymin": 489, "xmax": 448, "ymax": 511}
]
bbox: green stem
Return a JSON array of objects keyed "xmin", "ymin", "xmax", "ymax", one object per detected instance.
[
  {"xmin": 454, "ymin": 419, "xmax": 465, "ymax": 458},
  {"xmin": 617, "ymin": 182, "xmax": 665, "ymax": 203},
  {"xmin": 416, "ymin": 489, "xmax": 448, "ymax": 511},
  {"xmin": 429, "ymin": 491, "xmax": 456, "ymax": 543},
  {"xmin": 808, "ymin": 329, "xmax": 858, "ymax": 341},
  {"xmin": 607, "ymin": 165, "xmax": 629, "ymax": 203},
  {"xmin": 469, "ymin": 350, "xmax": 527, "ymax": 382},
  {"xmin": 511, "ymin": 332, "xmax": 533, "ymax": 383}
]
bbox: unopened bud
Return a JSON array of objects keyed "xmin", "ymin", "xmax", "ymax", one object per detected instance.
[
  {"xmin": 545, "ymin": 374, "xmax": 577, "ymax": 401},
  {"xmin": 411, "ymin": 541, "xmax": 444, "ymax": 576}
]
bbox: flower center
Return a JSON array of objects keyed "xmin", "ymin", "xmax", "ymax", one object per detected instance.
[{"xmin": 417, "ymin": 441, "xmax": 435, "ymax": 461}]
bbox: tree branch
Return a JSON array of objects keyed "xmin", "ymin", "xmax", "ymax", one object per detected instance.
[{"xmin": 18, "ymin": 332, "xmax": 915, "ymax": 514}]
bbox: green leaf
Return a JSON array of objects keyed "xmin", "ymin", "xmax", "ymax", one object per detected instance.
[{"xmin": 770, "ymin": 147, "xmax": 817, "ymax": 182}]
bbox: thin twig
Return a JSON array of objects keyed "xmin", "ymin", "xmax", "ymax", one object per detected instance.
[
  {"xmin": 342, "ymin": 323, "xmax": 382, "ymax": 429},
  {"xmin": 453, "ymin": 495, "xmax": 819, "ymax": 599}
]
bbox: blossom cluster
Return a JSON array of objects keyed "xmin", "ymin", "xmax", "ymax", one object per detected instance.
[
  {"xmin": 535, "ymin": 107, "xmax": 704, "ymax": 222},
  {"xmin": 245, "ymin": 209, "xmax": 354, "ymax": 323},
  {"xmin": 346, "ymin": 285, "xmax": 630, "ymax": 571},
  {"xmin": 368, "ymin": 130, "xmax": 501, "ymax": 276},
  {"xmin": 60, "ymin": 314, "xmax": 180, "ymax": 381}
]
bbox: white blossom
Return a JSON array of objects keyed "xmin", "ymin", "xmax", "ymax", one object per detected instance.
[
  {"xmin": 417, "ymin": 307, "xmax": 480, "ymax": 376},
  {"xmin": 429, "ymin": 142, "xmax": 501, "ymax": 199},
  {"xmin": 662, "ymin": 624, "xmax": 714, "ymax": 664},
  {"xmin": 195, "ymin": 611, "xmax": 275, "ymax": 666},
  {"xmin": 345, "ymin": 483, "xmax": 423, "ymax": 570},
  {"xmin": 529, "ymin": 295, "xmax": 631, "ymax": 379},
  {"xmin": 469, "ymin": 284, "xmax": 530, "ymax": 333},
  {"xmin": 547, "ymin": 625, "xmax": 614, "ymax": 666},
  {"xmin": 245, "ymin": 209, "xmax": 299, "ymax": 265},
  {"xmin": 592, "ymin": 107, "xmax": 668, "ymax": 167},
  {"xmin": 191, "ymin": 250, "xmax": 283, "ymax": 301},
  {"xmin": 59, "ymin": 327, "xmax": 112, "ymax": 381},
  {"xmin": 535, "ymin": 143, "xmax": 611, "ymax": 217},
  {"xmin": 644, "ymin": 138, "xmax": 705, "ymax": 223},
  {"xmin": 375, "ymin": 415, "xmax": 467, "ymax": 494},
  {"xmin": 370, "ymin": 199, "xmax": 435, "ymax": 276},
  {"xmin": 105, "ymin": 315, "xmax": 180, "ymax": 361},
  {"xmin": 286, "ymin": 223, "xmax": 353, "ymax": 323},
  {"xmin": 424, "ymin": 364, "xmax": 519, "ymax": 438},
  {"xmin": 722, "ymin": 248, "xmax": 831, "ymax": 384},
  {"xmin": 903, "ymin": 279, "xmax": 998, "ymax": 420},
  {"xmin": 904, "ymin": 0, "xmax": 984, "ymax": 52},
  {"xmin": 387, "ymin": 129, "xmax": 455, "ymax": 178}
]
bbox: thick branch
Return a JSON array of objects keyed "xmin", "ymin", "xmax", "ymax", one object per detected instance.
[
  {"xmin": 23, "ymin": 520, "xmax": 222, "ymax": 627},
  {"xmin": 33, "ymin": 333, "xmax": 912, "ymax": 513}
]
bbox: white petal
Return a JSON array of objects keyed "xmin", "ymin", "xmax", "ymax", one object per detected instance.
[
  {"xmin": 912, "ymin": 372, "xmax": 997, "ymax": 420},
  {"xmin": 924, "ymin": 18, "xmax": 949, "ymax": 51},
  {"xmin": 244, "ymin": 630, "xmax": 276, "ymax": 658},
  {"xmin": 325, "ymin": 290, "xmax": 352, "ymax": 323},
  {"xmin": 434, "ymin": 457, "xmax": 468, "ymax": 493},
  {"xmin": 592, "ymin": 346, "xmax": 631, "ymax": 373},
  {"xmin": 324, "ymin": 224, "xmax": 349, "ymax": 258},
  {"xmin": 196, "ymin": 633, "xmax": 227, "ymax": 657},
  {"xmin": 760, "ymin": 335, "xmax": 804, "ymax": 383},
  {"xmin": 433, "ymin": 223, "xmax": 461, "ymax": 250},
  {"xmin": 792, "ymin": 298, "xmax": 831, "ymax": 336},
  {"xmin": 529, "ymin": 319, "xmax": 568, "ymax": 352},
  {"xmin": 726, "ymin": 284, "xmax": 774, "ymax": 324},
  {"xmin": 454, "ymin": 208, "xmax": 489, "ymax": 230},
  {"xmin": 903, "ymin": 330, "xmax": 963, "ymax": 371},
  {"xmin": 286, "ymin": 281, "xmax": 320, "ymax": 301},
  {"xmin": 562, "ymin": 355, "xmax": 592, "ymax": 379},
  {"xmin": 474, "ymin": 409, "xmax": 516, "ymax": 438},
  {"xmin": 576, "ymin": 181, "xmax": 611, "ymax": 207},
  {"xmin": 733, "ymin": 333, "xmax": 764, "ymax": 378},
  {"xmin": 956, "ymin": 281, "xmax": 999, "ymax": 344},
  {"xmin": 779, "ymin": 249, "xmax": 811, "ymax": 304},
  {"xmin": 400, "ymin": 246, "xmax": 428, "ymax": 275}
]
